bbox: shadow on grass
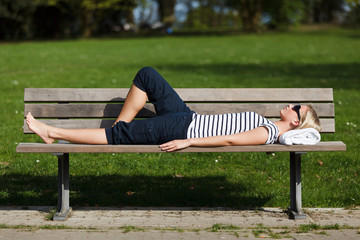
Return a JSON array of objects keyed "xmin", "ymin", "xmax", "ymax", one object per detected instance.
[
  {"xmin": 152, "ymin": 63, "xmax": 360, "ymax": 89},
  {"xmin": 0, "ymin": 174, "xmax": 271, "ymax": 209}
]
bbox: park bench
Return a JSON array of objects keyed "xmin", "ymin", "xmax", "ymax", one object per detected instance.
[{"xmin": 16, "ymin": 88, "xmax": 346, "ymax": 221}]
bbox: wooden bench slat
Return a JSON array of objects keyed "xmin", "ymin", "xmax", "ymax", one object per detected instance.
[
  {"xmin": 16, "ymin": 141, "xmax": 346, "ymax": 153},
  {"xmin": 24, "ymin": 103, "xmax": 335, "ymax": 118},
  {"xmin": 25, "ymin": 104, "xmax": 155, "ymax": 118},
  {"xmin": 24, "ymin": 88, "xmax": 334, "ymax": 102},
  {"xmin": 22, "ymin": 118, "xmax": 336, "ymax": 133}
]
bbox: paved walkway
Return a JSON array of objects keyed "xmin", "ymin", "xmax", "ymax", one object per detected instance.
[{"xmin": 0, "ymin": 207, "xmax": 359, "ymax": 239}]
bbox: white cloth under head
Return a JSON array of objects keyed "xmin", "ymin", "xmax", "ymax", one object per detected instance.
[{"xmin": 279, "ymin": 128, "xmax": 321, "ymax": 145}]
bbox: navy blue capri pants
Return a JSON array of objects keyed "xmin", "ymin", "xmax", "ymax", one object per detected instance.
[{"xmin": 105, "ymin": 67, "xmax": 194, "ymax": 145}]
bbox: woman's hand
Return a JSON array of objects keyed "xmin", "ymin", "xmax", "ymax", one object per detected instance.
[{"xmin": 160, "ymin": 139, "xmax": 191, "ymax": 152}]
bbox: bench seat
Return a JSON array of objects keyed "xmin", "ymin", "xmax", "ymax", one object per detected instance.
[{"xmin": 17, "ymin": 141, "xmax": 346, "ymax": 153}]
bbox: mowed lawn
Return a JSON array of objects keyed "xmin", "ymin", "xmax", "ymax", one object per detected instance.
[{"xmin": 0, "ymin": 27, "xmax": 359, "ymax": 209}]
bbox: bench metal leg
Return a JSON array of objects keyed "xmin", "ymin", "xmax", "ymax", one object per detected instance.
[
  {"xmin": 289, "ymin": 152, "xmax": 306, "ymax": 220},
  {"xmin": 53, "ymin": 153, "xmax": 72, "ymax": 221}
]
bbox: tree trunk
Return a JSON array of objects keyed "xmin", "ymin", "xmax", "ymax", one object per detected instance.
[
  {"xmin": 185, "ymin": 0, "xmax": 193, "ymax": 28},
  {"xmin": 240, "ymin": 0, "xmax": 262, "ymax": 32},
  {"xmin": 125, "ymin": 8, "xmax": 134, "ymax": 23},
  {"xmin": 82, "ymin": 9, "xmax": 94, "ymax": 38},
  {"xmin": 157, "ymin": 0, "xmax": 176, "ymax": 27}
]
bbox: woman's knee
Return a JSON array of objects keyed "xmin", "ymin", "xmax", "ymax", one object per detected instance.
[
  {"xmin": 139, "ymin": 66, "xmax": 155, "ymax": 73},
  {"xmin": 138, "ymin": 67, "xmax": 157, "ymax": 81},
  {"xmin": 134, "ymin": 67, "xmax": 163, "ymax": 92},
  {"xmin": 133, "ymin": 67, "xmax": 153, "ymax": 92}
]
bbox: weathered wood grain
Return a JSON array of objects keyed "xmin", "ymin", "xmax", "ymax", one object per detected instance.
[
  {"xmin": 16, "ymin": 141, "xmax": 346, "ymax": 153},
  {"xmin": 24, "ymin": 88, "xmax": 333, "ymax": 102}
]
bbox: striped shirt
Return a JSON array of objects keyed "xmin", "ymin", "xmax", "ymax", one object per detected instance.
[{"xmin": 186, "ymin": 112, "xmax": 279, "ymax": 144}]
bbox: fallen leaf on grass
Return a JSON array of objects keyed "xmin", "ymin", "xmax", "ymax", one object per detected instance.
[{"xmin": 126, "ymin": 191, "xmax": 135, "ymax": 196}]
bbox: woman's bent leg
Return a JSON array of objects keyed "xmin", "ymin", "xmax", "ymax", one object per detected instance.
[
  {"xmin": 26, "ymin": 113, "xmax": 108, "ymax": 144},
  {"xmin": 133, "ymin": 67, "xmax": 191, "ymax": 116},
  {"xmin": 113, "ymin": 67, "xmax": 192, "ymax": 126},
  {"xmin": 114, "ymin": 84, "xmax": 147, "ymax": 124}
]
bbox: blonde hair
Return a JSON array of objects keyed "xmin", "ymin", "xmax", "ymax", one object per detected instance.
[{"xmin": 295, "ymin": 105, "xmax": 322, "ymax": 132}]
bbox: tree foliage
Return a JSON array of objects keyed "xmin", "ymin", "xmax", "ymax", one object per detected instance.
[
  {"xmin": 0, "ymin": 0, "xmax": 38, "ymax": 40},
  {"xmin": 43, "ymin": 0, "xmax": 137, "ymax": 37},
  {"xmin": 263, "ymin": 0, "xmax": 305, "ymax": 29},
  {"xmin": 0, "ymin": 0, "xmax": 357, "ymax": 40},
  {"xmin": 181, "ymin": 0, "xmax": 241, "ymax": 29},
  {"xmin": 0, "ymin": 0, "xmax": 136, "ymax": 40},
  {"xmin": 346, "ymin": 0, "xmax": 360, "ymax": 26}
]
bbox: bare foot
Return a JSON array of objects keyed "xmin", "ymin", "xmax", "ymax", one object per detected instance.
[{"xmin": 26, "ymin": 113, "xmax": 55, "ymax": 144}]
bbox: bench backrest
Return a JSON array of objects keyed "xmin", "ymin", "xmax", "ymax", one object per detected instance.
[{"xmin": 23, "ymin": 88, "xmax": 335, "ymax": 134}]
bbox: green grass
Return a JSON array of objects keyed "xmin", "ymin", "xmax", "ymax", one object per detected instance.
[
  {"xmin": 297, "ymin": 223, "xmax": 347, "ymax": 233},
  {"xmin": 119, "ymin": 225, "xmax": 145, "ymax": 233},
  {"xmin": 0, "ymin": 26, "xmax": 359, "ymax": 209},
  {"xmin": 207, "ymin": 223, "xmax": 242, "ymax": 232}
]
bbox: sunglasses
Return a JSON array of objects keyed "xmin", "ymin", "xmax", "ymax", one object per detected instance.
[{"xmin": 292, "ymin": 105, "xmax": 301, "ymax": 120}]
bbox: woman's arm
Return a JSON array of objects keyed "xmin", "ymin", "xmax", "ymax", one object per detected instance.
[{"xmin": 160, "ymin": 126, "xmax": 269, "ymax": 152}]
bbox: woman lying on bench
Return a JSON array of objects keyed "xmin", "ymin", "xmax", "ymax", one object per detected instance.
[{"xmin": 26, "ymin": 67, "xmax": 321, "ymax": 152}]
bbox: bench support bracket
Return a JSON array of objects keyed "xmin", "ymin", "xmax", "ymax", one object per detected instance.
[
  {"xmin": 289, "ymin": 152, "xmax": 306, "ymax": 220},
  {"xmin": 53, "ymin": 152, "xmax": 72, "ymax": 221}
]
